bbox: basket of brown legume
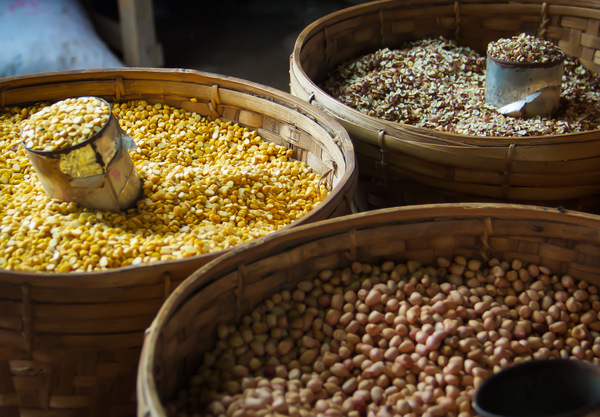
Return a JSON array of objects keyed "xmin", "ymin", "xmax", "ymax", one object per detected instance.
[
  {"xmin": 0, "ymin": 68, "xmax": 356, "ymax": 417},
  {"xmin": 138, "ymin": 202, "xmax": 600, "ymax": 417},
  {"xmin": 290, "ymin": 0, "xmax": 600, "ymax": 213}
]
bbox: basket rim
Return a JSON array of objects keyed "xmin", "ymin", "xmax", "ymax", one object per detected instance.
[
  {"xmin": 137, "ymin": 201, "xmax": 600, "ymax": 416},
  {"xmin": 0, "ymin": 67, "xmax": 357, "ymax": 279},
  {"xmin": 144, "ymin": 202, "xmax": 600, "ymax": 324},
  {"xmin": 290, "ymin": 0, "xmax": 600, "ymax": 145}
]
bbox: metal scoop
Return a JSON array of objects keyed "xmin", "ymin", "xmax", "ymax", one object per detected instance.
[
  {"xmin": 22, "ymin": 98, "xmax": 143, "ymax": 212},
  {"xmin": 497, "ymin": 86, "xmax": 561, "ymax": 118},
  {"xmin": 486, "ymin": 54, "xmax": 564, "ymax": 118}
]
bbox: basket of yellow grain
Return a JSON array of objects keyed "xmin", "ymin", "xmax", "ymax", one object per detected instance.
[
  {"xmin": 0, "ymin": 68, "xmax": 356, "ymax": 417},
  {"xmin": 289, "ymin": 0, "xmax": 600, "ymax": 212},
  {"xmin": 138, "ymin": 202, "xmax": 600, "ymax": 417}
]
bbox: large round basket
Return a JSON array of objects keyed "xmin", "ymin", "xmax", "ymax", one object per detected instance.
[
  {"xmin": 290, "ymin": 0, "xmax": 600, "ymax": 212},
  {"xmin": 0, "ymin": 68, "xmax": 356, "ymax": 417},
  {"xmin": 138, "ymin": 202, "xmax": 600, "ymax": 416}
]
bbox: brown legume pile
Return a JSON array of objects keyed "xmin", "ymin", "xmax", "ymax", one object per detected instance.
[
  {"xmin": 21, "ymin": 96, "xmax": 110, "ymax": 151},
  {"xmin": 0, "ymin": 100, "xmax": 328, "ymax": 272},
  {"xmin": 172, "ymin": 257, "xmax": 600, "ymax": 417},
  {"xmin": 322, "ymin": 37, "xmax": 600, "ymax": 136},
  {"xmin": 487, "ymin": 33, "xmax": 565, "ymax": 64}
]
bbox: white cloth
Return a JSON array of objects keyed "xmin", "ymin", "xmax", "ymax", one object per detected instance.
[{"xmin": 0, "ymin": 0, "xmax": 123, "ymax": 78}]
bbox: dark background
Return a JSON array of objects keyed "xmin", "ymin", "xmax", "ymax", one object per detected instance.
[{"xmin": 88, "ymin": 0, "xmax": 365, "ymax": 92}]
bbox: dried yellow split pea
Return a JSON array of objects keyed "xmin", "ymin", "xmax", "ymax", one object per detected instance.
[
  {"xmin": 21, "ymin": 96, "xmax": 110, "ymax": 152},
  {"xmin": 0, "ymin": 99, "xmax": 328, "ymax": 273}
]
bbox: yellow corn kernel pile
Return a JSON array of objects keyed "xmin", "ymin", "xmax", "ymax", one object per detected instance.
[
  {"xmin": 21, "ymin": 97, "xmax": 110, "ymax": 151},
  {"xmin": 0, "ymin": 99, "xmax": 329, "ymax": 273}
]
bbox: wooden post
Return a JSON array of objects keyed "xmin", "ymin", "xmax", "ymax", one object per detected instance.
[{"xmin": 117, "ymin": 0, "xmax": 164, "ymax": 67}]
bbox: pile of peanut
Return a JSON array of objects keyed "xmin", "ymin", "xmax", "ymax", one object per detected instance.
[
  {"xmin": 21, "ymin": 96, "xmax": 110, "ymax": 151},
  {"xmin": 172, "ymin": 257, "xmax": 600, "ymax": 417},
  {"xmin": 0, "ymin": 100, "xmax": 328, "ymax": 272},
  {"xmin": 322, "ymin": 37, "xmax": 600, "ymax": 136}
]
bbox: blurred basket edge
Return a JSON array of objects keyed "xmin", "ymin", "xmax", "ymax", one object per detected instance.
[
  {"xmin": 0, "ymin": 67, "xmax": 356, "ymax": 417},
  {"xmin": 289, "ymin": 0, "xmax": 600, "ymax": 212},
  {"xmin": 137, "ymin": 202, "xmax": 600, "ymax": 417}
]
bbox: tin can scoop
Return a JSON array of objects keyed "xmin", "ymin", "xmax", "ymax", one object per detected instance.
[
  {"xmin": 485, "ymin": 33, "xmax": 565, "ymax": 118},
  {"xmin": 21, "ymin": 96, "xmax": 142, "ymax": 212}
]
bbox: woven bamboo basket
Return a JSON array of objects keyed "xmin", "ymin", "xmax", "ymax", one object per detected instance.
[
  {"xmin": 289, "ymin": 0, "xmax": 600, "ymax": 212},
  {"xmin": 138, "ymin": 202, "xmax": 600, "ymax": 417},
  {"xmin": 0, "ymin": 68, "xmax": 356, "ymax": 417}
]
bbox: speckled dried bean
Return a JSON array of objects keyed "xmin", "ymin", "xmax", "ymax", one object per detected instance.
[{"xmin": 174, "ymin": 256, "xmax": 600, "ymax": 417}]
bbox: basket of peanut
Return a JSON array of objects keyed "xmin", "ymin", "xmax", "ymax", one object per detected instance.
[
  {"xmin": 138, "ymin": 202, "xmax": 600, "ymax": 417},
  {"xmin": 290, "ymin": 0, "xmax": 600, "ymax": 213},
  {"xmin": 0, "ymin": 68, "xmax": 356, "ymax": 417}
]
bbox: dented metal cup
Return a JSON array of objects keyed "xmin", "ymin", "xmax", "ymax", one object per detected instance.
[
  {"xmin": 22, "ymin": 99, "xmax": 142, "ymax": 212},
  {"xmin": 485, "ymin": 54, "xmax": 564, "ymax": 118}
]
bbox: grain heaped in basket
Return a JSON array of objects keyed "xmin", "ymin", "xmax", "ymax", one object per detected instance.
[
  {"xmin": 0, "ymin": 68, "xmax": 356, "ymax": 417},
  {"xmin": 289, "ymin": 0, "xmax": 600, "ymax": 212},
  {"xmin": 138, "ymin": 203, "xmax": 600, "ymax": 417}
]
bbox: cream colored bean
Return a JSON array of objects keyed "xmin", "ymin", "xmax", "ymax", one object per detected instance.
[{"xmin": 174, "ymin": 256, "xmax": 600, "ymax": 417}]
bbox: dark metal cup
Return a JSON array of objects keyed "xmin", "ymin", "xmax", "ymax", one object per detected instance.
[
  {"xmin": 475, "ymin": 359, "xmax": 600, "ymax": 417},
  {"xmin": 22, "ymin": 98, "xmax": 142, "ymax": 212}
]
